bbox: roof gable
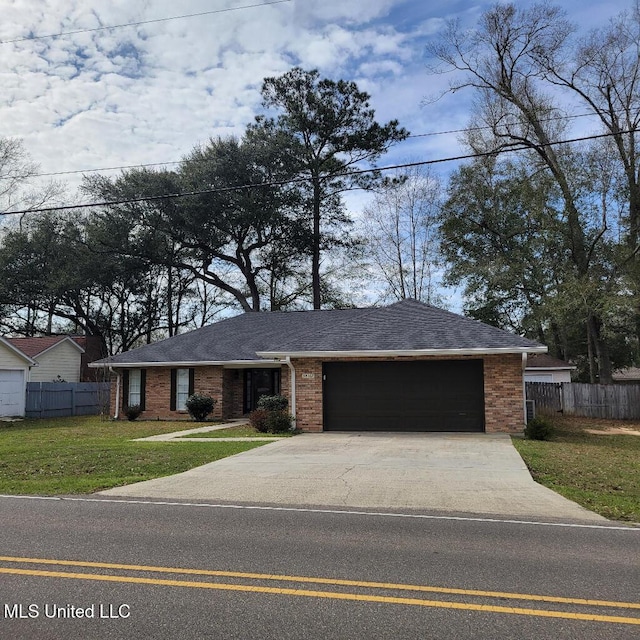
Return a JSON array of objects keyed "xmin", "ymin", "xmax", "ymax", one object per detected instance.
[
  {"xmin": 6, "ymin": 336, "xmax": 85, "ymax": 358},
  {"xmin": 94, "ymin": 300, "xmax": 546, "ymax": 367},
  {"xmin": 0, "ymin": 336, "xmax": 37, "ymax": 365}
]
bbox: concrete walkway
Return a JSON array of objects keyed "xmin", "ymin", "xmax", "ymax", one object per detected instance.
[
  {"xmin": 100, "ymin": 431, "xmax": 606, "ymax": 522},
  {"xmin": 133, "ymin": 420, "xmax": 283, "ymax": 442}
]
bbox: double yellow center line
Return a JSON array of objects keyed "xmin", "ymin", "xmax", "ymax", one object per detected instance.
[{"xmin": 0, "ymin": 555, "xmax": 638, "ymax": 626}]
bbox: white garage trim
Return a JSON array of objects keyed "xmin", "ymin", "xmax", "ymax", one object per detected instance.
[
  {"xmin": 0, "ymin": 337, "xmax": 36, "ymax": 418},
  {"xmin": 0, "ymin": 368, "xmax": 27, "ymax": 417}
]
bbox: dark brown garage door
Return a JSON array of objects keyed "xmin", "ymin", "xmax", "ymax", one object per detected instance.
[{"xmin": 323, "ymin": 360, "xmax": 485, "ymax": 432}]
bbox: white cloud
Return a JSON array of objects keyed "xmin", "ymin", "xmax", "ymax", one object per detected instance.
[{"xmin": 0, "ymin": 0, "xmax": 631, "ymax": 201}]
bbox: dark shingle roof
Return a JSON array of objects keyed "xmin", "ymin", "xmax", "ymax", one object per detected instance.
[{"xmin": 95, "ymin": 299, "xmax": 545, "ymax": 366}]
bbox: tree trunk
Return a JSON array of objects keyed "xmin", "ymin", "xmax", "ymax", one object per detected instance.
[
  {"xmin": 587, "ymin": 314, "xmax": 613, "ymax": 383},
  {"xmin": 312, "ymin": 178, "xmax": 322, "ymax": 309},
  {"xmin": 586, "ymin": 322, "xmax": 596, "ymax": 383},
  {"xmin": 167, "ymin": 264, "xmax": 175, "ymax": 337}
]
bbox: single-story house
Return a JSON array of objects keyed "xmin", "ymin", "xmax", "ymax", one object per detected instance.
[
  {"xmin": 91, "ymin": 300, "xmax": 547, "ymax": 433},
  {"xmin": 524, "ymin": 354, "xmax": 576, "ymax": 383},
  {"xmin": 0, "ymin": 337, "xmax": 37, "ymax": 417},
  {"xmin": 0, "ymin": 335, "xmax": 105, "ymax": 417}
]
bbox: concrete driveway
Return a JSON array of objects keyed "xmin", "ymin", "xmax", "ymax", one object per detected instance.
[{"xmin": 100, "ymin": 432, "xmax": 605, "ymax": 522}]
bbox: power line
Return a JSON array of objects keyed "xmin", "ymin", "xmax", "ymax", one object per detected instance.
[
  {"xmin": 0, "ymin": 130, "xmax": 628, "ymax": 218},
  {"xmin": 13, "ymin": 112, "xmax": 602, "ymax": 180},
  {"xmin": 0, "ymin": 0, "xmax": 292, "ymax": 45},
  {"xmin": 406, "ymin": 111, "xmax": 597, "ymax": 138}
]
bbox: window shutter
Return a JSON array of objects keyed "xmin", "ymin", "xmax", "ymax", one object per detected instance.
[
  {"xmin": 188, "ymin": 368, "xmax": 195, "ymax": 396},
  {"xmin": 170, "ymin": 369, "xmax": 177, "ymax": 411},
  {"xmin": 122, "ymin": 370, "xmax": 129, "ymax": 408},
  {"xmin": 140, "ymin": 369, "xmax": 147, "ymax": 411}
]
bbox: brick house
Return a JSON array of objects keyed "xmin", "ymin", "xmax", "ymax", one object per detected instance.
[{"xmin": 90, "ymin": 299, "xmax": 547, "ymax": 433}]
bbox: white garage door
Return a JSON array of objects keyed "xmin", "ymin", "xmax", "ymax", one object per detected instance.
[{"xmin": 0, "ymin": 369, "xmax": 25, "ymax": 417}]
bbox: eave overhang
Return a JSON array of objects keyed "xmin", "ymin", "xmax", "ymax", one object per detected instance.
[
  {"xmin": 89, "ymin": 359, "xmax": 281, "ymax": 369},
  {"xmin": 0, "ymin": 337, "xmax": 38, "ymax": 366},
  {"xmin": 256, "ymin": 346, "xmax": 549, "ymax": 359},
  {"xmin": 526, "ymin": 366, "xmax": 577, "ymax": 371}
]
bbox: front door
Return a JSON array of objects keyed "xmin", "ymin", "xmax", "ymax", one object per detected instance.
[{"xmin": 244, "ymin": 369, "xmax": 281, "ymax": 413}]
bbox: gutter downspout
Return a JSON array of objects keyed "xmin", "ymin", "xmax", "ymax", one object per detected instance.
[
  {"xmin": 110, "ymin": 367, "xmax": 121, "ymax": 420},
  {"xmin": 284, "ymin": 357, "xmax": 296, "ymax": 423},
  {"xmin": 522, "ymin": 353, "xmax": 528, "ymax": 425}
]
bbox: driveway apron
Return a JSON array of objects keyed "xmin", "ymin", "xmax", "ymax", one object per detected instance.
[{"xmin": 99, "ymin": 432, "xmax": 605, "ymax": 522}]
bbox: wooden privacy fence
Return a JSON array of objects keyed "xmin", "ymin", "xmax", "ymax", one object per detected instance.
[
  {"xmin": 25, "ymin": 382, "xmax": 111, "ymax": 419},
  {"xmin": 526, "ymin": 382, "xmax": 640, "ymax": 420}
]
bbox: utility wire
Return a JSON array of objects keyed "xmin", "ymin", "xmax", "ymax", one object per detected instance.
[
  {"xmin": 0, "ymin": 0, "xmax": 292, "ymax": 45},
  {"xmin": 12, "ymin": 111, "xmax": 602, "ymax": 180},
  {"xmin": 0, "ymin": 130, "xmax": 628, "ymax": 217},
  {"xmin": 407, "ymin": 111, "xmax": 597, "ymax": 138}
]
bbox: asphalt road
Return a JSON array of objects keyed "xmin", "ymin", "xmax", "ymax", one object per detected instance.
[{"xmin": 0, "ymin": 495, "xmax": 638, "ymax": 639}]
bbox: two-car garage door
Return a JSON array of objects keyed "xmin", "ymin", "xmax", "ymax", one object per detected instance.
[
  {"xmin": 323, "ymin": 360, "xmax": 485, "ymax": 432},
  {"xmin": 0, "ymin": 369, "xmax": 26, "ymax": 417}
]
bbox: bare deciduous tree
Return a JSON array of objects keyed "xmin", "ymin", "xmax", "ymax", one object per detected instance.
[
  {"xmin": 361, "ymin": 166, "xmax": 443, "ymax": 304},
  {"xmin": 0, "ymin": 138, "xmax": 64, "ymax": 230},
  {"xmin": 430, "ymin": 2, "xmax": 623, "ymax": 381}
]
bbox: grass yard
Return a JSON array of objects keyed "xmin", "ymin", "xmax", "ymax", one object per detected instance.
[
  {"xmin": 512, "ymin": 415, "xmax": 640, "ymax": 522},
  {"xmin": 0, "ymin": 416, "xmax": 266, "ymax": 495},
  {"xmin": 182, "ymin": 424, "xmax": 294, "ymax": 438}
]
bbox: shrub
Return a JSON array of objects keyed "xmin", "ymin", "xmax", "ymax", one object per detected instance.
[
  {"xmin": 257, "ymin": 395, "xmax": 288, "ymax": 412},
  {"xmin": 265, "ymin": 410, "xmax": 294, "ymax": 433},
  {"xmin": 125, "ymin": 405, "xmax": 142, "ymax": 421},
  {"xmin": 524, "ymin": 416, "xmax": 555, "ymax": 441},
  {"xmin": 249, "ymin": 408, "xmax": 270, "ymax": 433},
  {"xmin": 249, "ymin": 405, "xmax": 295, "ymax": 434},
  {"xmin": 185, "ymin": 394, "xmax": 216, "ymax": 421}
]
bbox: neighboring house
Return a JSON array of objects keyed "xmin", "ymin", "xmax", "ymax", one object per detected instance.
[
  {"xmin": 91, "ymin": 300, "xmax": 547, "ymax": 433},
  {"xmin": 6, "ymin": 336, "xmax": 85, "ymax": 383},
  {"xmin": 0, "ymin": 337, "xmax": 37, "ymax": 417},
  {"xmin": 524, "ymin": 354, "xmax": 576, "ymax": 383},
  {"xmin": 0, "ymin": 335, "xmax": 105, "ymax": 417}
]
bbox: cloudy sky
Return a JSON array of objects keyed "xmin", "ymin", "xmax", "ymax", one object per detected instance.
[{"xmin": 0, "ymin": 0, "xmax": 630, "ymax": 205}]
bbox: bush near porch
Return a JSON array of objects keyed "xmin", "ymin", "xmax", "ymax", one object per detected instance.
[{"xmin": 513, "ymin": 415, "xmax": 640, "ymax": 522}]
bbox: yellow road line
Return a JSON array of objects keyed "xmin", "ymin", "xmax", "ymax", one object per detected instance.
[
  {"xmin": 1, "ymin": 567, "xmax": 639, "ymax": 626},
  {"xmin": 0, "ymin": 555, "xmax": 637, "ymax": 611}
]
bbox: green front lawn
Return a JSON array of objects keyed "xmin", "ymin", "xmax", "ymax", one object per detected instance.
[
  {"xmin": 0, "ymin": 416, "xmax": 267, "ymax": 495},
  {"xmin": 512, "ymin": 415, "xmax": 640, "ymax": 522}
]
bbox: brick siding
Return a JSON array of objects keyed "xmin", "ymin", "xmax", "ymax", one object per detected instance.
[
  {"xmin": 112, "ymin": 365, "xmax": 288, "ymax": 421},
  {"xmin": 289, "ymin": 354, "xmax": 524, "ymax": 434},
  {"xmin": 482, "ymin": 354, "xmax": 525, "ymax": 433},
  {"xmin": 109, "ymin": 355, "xmax": 524, "ymax": 433},
  {"xmin": 113, "ymin": 366, "xmax": 226, "ymax": 421}
]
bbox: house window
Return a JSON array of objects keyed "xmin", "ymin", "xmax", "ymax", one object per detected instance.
[
  {"xmin": 128, "ymin": 369, "xmax": 141, "ymax": 406},
  {"xmin": 170, "ymin": 368, "xmax": 194, "ymax": 411},
  {"xmin": 125, "ymin": 369, "xmax": 146, "ymax": 410},
  {"xmin": 176, "ymin": 368, "xmax": 190, "ymax": 411}
]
